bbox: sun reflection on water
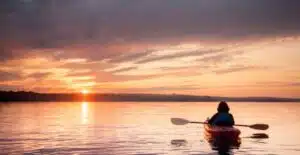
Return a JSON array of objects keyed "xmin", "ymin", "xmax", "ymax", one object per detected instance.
[{"xmin": 81, "ymin": 102, "xmax": 89, "ymax": 124}]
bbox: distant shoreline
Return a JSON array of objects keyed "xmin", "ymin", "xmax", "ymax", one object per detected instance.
[{"xmin": 0, "ymin": 91, "xmax": 299, "ymax": 102}]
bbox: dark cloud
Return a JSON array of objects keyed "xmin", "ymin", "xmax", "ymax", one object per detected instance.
[
  {"xmin": 255, "ymin": 81, "xmax": 300, "ymax": 87},
  {"xmin": 28, "ymin": 72, "xmax": 51, "ymax": 79},
  {"xmin": 215, "ymin": 65, "xmax": 265, "ymax": 74},
  {"xmin": 289, "ymin": 83, "xmax": 300, "ymax": 87},
  {"xmin": 197, "ymin": 53, "xmax": 231, "ymax": 64},
  {"xmin": 0, "ymin": 84, "xmax": 21, "ymax": 91},
  {"xmin": 0, "ymin": 48, "xmax": 15, "ymax": 61},
  {"xmin": 93, "ymin": 85, "xmax": 202, "ymax": 93},
  {"xmin": 25, "ymin": 85, "xmax": 74, "ymax": 93},
  {"xmin": 110, "ymin": 67, "xmax": 138, "ymax": 74},
  {"xmin": 0, "ymin": 70, "xmax": 22, "ymax": 82},
  {"xmin": 136, "ymin": 50, "xmax": 222, "ymax": 64},
  {"xmin": 147, "ymin": 85, "xmax": 202, "ymax": 91},
  {"xmin": 197, "ymin": 50, "xmax": 245, "ymax": 64},
  {"xmin": 1, "ymin": 0, "xmax": 300, "ymax": 61},
  {"xmin": 107, "ymin": 49, "xmax": 154, "ymax": 63}
]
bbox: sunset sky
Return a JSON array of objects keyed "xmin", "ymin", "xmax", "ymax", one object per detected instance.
[{"xmin": 0, "ymin": 0, "xmax": 300, "ymax": 97}]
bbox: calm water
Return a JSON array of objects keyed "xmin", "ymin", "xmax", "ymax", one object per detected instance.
[{"xmin": 0, "ymin": 102, "xmax": 300, "ymax": 155}]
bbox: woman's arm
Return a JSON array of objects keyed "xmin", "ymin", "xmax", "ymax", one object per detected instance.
[
  {"xmin": 229, "ymin": 114, "xmax": 235, "ymax": 126},
  {"xmin": 208, "ymin": 113, "xmax": 218, "ymax": 124}
]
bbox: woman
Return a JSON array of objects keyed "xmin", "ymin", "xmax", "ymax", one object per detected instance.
[{"xmin": 208, "ymin": 101, "xmax": 235, "ymax": 126}]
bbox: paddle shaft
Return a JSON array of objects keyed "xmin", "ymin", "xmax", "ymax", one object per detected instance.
[
  {"xmin": 189, "ymin": 121, "xmax": 249, "ymax": 127},
  {"xmin": 171, "ymin": 118, "xmax": 269, "ymax": 130},
  {"xmin": 190, "ymin": 121, "xmax": 206, "ymax": 124}
]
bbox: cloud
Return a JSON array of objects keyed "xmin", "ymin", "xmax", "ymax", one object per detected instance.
[
  {"xmin": 0, "ymin": 84, "xmax": 21, "ymax": 91},
  {"xmin": 28, "ymin": 72, "xmax": 51, "ymax": 79},
  {"xmin": 110, "ymin": 67, "xmax": 138, "ymax": 74},
  {"xmin": 105, "ymin": 47, "xmax": 247, "ymax": 76},
  {"xmin": 0, "ymin": 1, "xmax": 299, "ymax": 97},
  {"xmin": 197, "ymin": 51, "xmax": 244, "ymax": 63},
  {"xmin": 107, "ymin": 50, "xmax": 154, "ymax": 63},
  {"xmin": 103, "ymin": 45, "xmax": 251, "ymax": 77},
  {"xmin": 146, "ymin": 85, "xmax": 202, "ymax": 91},
  {"xmin": 65, "ymin": 70, "xmax": 92, "ymax": 77},
  {"xmin": 136, "ymin": 49, "xmax": 222, "ymax": 64},
  {"xmin": 214, "ymin": 65, "xmax": 266, "ymax": 74},
  {"xmin": 0, "ymin": 70, "xmax": 23, "ymax": 82},
  {"xmin": 288, "ymin": 82, "xmax": 300, "ymax": 87},
  {"xmin": 60, "ymin": 60, "xmax": 114, "ymax": 72},
  {"xmin": 1, "ymin": 0, "xmax": 300, "ymax": 61},
  {"xmin": 0, "ymin": 49, "xmax": 14, "ymax": 62},
  {"xmin": 254, "ymin": 81, "xmax": 300, "ymax": 87},
  {"xmin": 93, "ymin": 70, "xmax": 162, "ymax": 83}
]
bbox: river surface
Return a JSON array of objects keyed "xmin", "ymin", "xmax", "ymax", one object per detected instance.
[{"xmin": 0, "ymin": 102, "xmax": 300, "ymax": 155}]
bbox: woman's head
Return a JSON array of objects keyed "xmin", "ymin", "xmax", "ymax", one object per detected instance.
[{"xmin": 217, "ymin": 101, "xmax": 230, "ymax": 113}]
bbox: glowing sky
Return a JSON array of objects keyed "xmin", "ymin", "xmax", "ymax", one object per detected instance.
[{"xmin": 1, "ymin": 0, "xmax": 300, "ymax": 97}]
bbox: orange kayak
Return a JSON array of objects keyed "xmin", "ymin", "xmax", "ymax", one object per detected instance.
[{"xmin": 204, "ymin": 121, "xmax": 241, "ymax": 149}]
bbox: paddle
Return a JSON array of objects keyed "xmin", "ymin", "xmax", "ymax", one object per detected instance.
[{"xmin": 171, "ymin": 118, "xmax": 269, "ymax": 130}]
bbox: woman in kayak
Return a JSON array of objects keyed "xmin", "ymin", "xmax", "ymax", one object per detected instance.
[{"xmin": 208, "ymin": 101, "xmax": 235, "ymax": 126}]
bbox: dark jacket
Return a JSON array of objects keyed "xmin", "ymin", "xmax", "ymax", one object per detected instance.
[{"xmin": 208, "ymin": 112, "xmax": 235, "ymax": 126}]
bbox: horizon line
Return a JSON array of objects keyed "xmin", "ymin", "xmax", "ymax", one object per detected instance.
[{"xmin": 1, "ymin": 90, "xmax": 299, "ymax": 100}]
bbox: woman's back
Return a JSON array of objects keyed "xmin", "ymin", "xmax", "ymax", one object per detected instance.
[{"xmin": 209, "ymin": 112, "xmax": 234, "ymax": 126}]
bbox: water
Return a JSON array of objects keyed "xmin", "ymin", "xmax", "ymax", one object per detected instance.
[{"xmin": 0, "ymin": 102, "xmax": 300, "ymax": 155}]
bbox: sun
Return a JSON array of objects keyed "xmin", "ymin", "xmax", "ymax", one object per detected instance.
[{"xmin": 81, "ymin": 89, "xmax": 89, "ymax": 95}]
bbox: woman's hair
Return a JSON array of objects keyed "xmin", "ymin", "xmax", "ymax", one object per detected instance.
[{"xmin": 217, "ymin": 101, "xmax": 230, "ymax": 112}]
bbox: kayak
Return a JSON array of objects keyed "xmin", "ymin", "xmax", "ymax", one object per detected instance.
[{"xmin": 204, "ymin": 121, "xmax": 241, "ymax": 149}]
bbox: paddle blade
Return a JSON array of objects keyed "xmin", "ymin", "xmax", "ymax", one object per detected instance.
[
  {"xmin": 249, "ymin": 124, "xmax": 269, "ymax": 130},
  {"xmin": 171, "ymin": 118, "xmax": 190, "ymax": 125}
]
